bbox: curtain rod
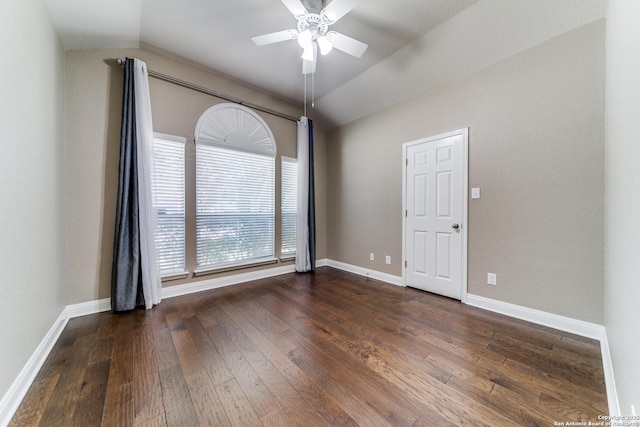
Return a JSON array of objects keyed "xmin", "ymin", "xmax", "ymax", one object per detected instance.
[{"xmin": 114, "ymin": 58, "xmax": 299, "ymax": 123}]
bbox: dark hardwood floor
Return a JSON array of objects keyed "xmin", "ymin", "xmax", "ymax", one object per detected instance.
[{"xmin": 10, "ymin": 267, "xmax": 607, "ymax": 426}]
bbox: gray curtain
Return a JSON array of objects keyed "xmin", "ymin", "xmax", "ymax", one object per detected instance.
[
  {"xmin": 307, "ymin": 119, "xmax": 316, "ymax": 271},
  {"xmin": 111, "ymin": 58, "xmax": 144, "ymax": 311}
]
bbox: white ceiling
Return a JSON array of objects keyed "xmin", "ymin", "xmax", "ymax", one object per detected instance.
[{"xmin": 45, "ymin": 0, "xmax": 605, "ymax": 129}]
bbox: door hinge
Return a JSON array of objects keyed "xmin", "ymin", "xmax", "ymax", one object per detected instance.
[
  {"xmin": 404, "ymin": 260, "xmax": 407, "ymax": 268},
  {"xmin": 405, "ymin": 210, "xmax": 408, "ymax": 217},
  {"xmin": 406, "ymin": 158, "xmax": 409, "ymax": 166}
]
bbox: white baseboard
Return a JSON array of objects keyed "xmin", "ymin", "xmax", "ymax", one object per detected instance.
[
  {"xmin": 599, "ymin": 332, "xmax": 620, "ymax": 416},
  {"xmin": 161, "ymin": 263, "xmax": 297, "ymax": 299},
  {"xmin": 65, "ymin": 298, "xmax": 111, "ymax": 318},
  {"xmin": 315, "ymin": 258, "xmax": 328, "ymax": 268},
  {"xmin": 465, "ymin": 293, "xmax": 605, "ymax": 340},
  {"xmin": 1, "ymin": 262, "xmax": 620, "ymax": 425},
  {"xmin": 0, "ymin": 309, "xmax": 69, "ymax": 427},
  {"xmin": 325, "ymin": 259, "xmax": 404, "ymax": 287},
  {"xmin": 465, "ymin": 293, "xmax": 618, "ymax": 416},
  {"xmin": 62, "ymin": 262, "xmax": 328, "ymax": 319}
]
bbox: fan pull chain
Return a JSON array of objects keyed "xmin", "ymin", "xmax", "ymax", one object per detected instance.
[
  {"xmin": 303, "ymin": 73, "xmax": 307, "ymax": 117},
  {"xmin": 312, "ymin": 71, "xmax": 315, "ymax": 108}
]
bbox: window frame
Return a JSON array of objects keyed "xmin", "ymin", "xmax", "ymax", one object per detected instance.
[{"xmin": 193, "ymin": 103, "xmax": 278, "ymax": 275}]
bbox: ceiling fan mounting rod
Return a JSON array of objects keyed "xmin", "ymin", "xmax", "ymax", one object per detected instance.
[{"xmin": 301, "ymin": 0, "xmax": 323, "ymax": 14}]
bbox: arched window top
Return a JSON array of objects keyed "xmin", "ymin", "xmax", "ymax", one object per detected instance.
[{"xmin": 195, "ymin": 103, "xmax": 276, "ymax": 157}]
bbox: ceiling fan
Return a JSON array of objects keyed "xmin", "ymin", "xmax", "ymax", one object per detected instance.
[{"xmin": 252, "ymin": 0, "xmax": 368, "ymax": 74}]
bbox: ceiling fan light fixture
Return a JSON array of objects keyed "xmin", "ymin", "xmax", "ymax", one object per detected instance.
[
  {"xmin": 301, "ymin": 43, "xmax": 315, "ymax": 61},
  {"xmin": 297, "ymin": 29, "xmax": 312, "ymax": 49},
  {"xmin": 317, "ymin": 35, "xmax": 332, "ymax": 55}
]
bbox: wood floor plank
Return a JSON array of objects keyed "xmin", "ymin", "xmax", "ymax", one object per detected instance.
[
  {"xmin": 60, "ymin": 315, "xmax": 102, "ymax": 341},
  {"xmin": 34, "ymin": 335, "xmax": 75, "ymax": 382},
  {"xmin": 101, "ymin": 383, "xmax": 133, "ymax": 427},
  {"xmin": 184, "ymin": 373, "xmax": 232, "ymax": 427},
  {"xmin": 11, "ymin": 267, "xmax": 608, "ymax": 426},
  {"xmin": 479, "ymin": 351, "xmax": 608, "ymax": 414},
  {"xmin": 215, "ymin": 378, "xmax": 263, "ymax": 427},
  {"xmin": 488, "ymin": 331, "xmax": 605, "ymax": 389},
  {"xmin": 132, "ymin": 321, "xmax": 164, "ymax": 424},
  {"xmin": 283, "ymin": 328, "xmax": 421, "ymax": 426},
  {"xmin": 227, "ymin": 290, "xmax": 291, "ymax": 334},
  {"xmin": 539, "ymin": 391, "xmax": 605, "ymax": 421},
  {"xmin": 38, "ymin": 334, "xmax": 95, "ymax": 427},
  {"xmin": 149, "ymin": 308, "xmax": 180, "ymax": 373},
  {"xmin": 488, "ymin": 381, "xmax": 556, "ymax": 426},
  {"xmin": 286, "ymin": 347, "xmax": 397, "ymax": 427},
  {"xmin": 193, "ymin": 297, "xmax": 221, "ymax": 328},
  {"xmin": 71, "ymin": 360, "xmax": 110, "ymax": 427},
  {"xmin": 182, "ymin": 316, "xmax": 234, "ymax": 386},
  {"xmin": 158, "ymin": 365, "xmax": 198, "ymax": 427},
  {"xmin": 206, "ymin": 323, "xmax": 278, "ymax": 418},
  {"xmin": 215, "ymin": 309, "xmax": 328, "ymax": 426},
  {"xmin": 8, "ymin": 374, "xmax": 59, "ymax": 427},
  {"xmin": 271, "ymin": 276, "xmax": 473, "ymax": 389},
  {"xmin": 133, "ymin": 413, "xmax": 166, "ymax": 427},
  {"xmin": 444, "ymin": 375, "xmax": 550, "ymax": 427},
  {"xmin": 165, "ymin": 310, "xmax": 233, "ymax": 426},
  {"xmin": 166, "ymin": 311, "xmax": 203, "ymax": 379},
  {"xmin": 101, "ymin": 316, "xmax": 135, "ymax": 427},
  {"xmin": 219, "ymin": 295, "xmax": 295, "ymax": 372},
  {"xmin": 88, "ymin": 336, "xmax": 115, "ymax": 366},
  {"xmin": 327, "ymin": 329, "xmax": 514, "ymax": 426},
  {"xmin": 95, "ymin": 314, "xmax": 119, "ymax": 340},
  {"xmin": 281, "ymin": 364, "xmax": 359, "ymax": 427}
]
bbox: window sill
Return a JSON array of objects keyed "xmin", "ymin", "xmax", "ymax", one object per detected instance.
[
  {"xmin": 193, "ymin": 257, "xmax": 278, "ymax": 277},
  {"xmin": 161, "ymin": 271, "xmax": 189, "ymax": 282},
  {"xmin": 279, "ymin": 255, "xmax": 296, "ymax": 262}
]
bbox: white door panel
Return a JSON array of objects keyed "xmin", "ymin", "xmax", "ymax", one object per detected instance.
[{"xmin": 404, "ymin": 130, "xmax": 467, "ymax": 300}]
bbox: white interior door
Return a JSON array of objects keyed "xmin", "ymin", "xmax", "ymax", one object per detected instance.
[{"xmin": 403, "ymin": 129, "xmax": 467, "ymax": 300}]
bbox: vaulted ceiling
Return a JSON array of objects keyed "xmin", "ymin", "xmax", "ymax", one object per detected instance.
[{"xmin": 45, "ymin": 0, "xmax": 605, "ymax": 129}]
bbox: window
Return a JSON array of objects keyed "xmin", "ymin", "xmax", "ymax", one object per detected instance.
[
  {"xmin": 281, "ymin": 157, "xmax": 297, "ymax": 257},
  {"xmin": 194, "ymin": 104, "xmax": 277, "ymax": 272},
  {"xmin": 196, "ymin": 145, "xmax": 274, "ymax": 269},
  {"xmin": 152, "ymin": 133, "xmax": 186, "ymax": 276}
]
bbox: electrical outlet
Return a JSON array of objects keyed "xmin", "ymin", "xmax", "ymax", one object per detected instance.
[
  {"xmin": 385, "ymin": 255, "xmax": 391, "ymax": 265},
  {"xmin": 487, "ymin": 273, "xmax": 497, "ymax": 286},
  {"xmin": 369, "ymin": 253, "xmax": 375, "ymax": 261}
]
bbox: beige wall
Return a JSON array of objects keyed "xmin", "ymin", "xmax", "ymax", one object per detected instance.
[
  {"xmin": 0, "ymin": 0, "xmax": 66, "ymax": 405},
  {"xmin": 605, "ymin": 0, "xmax": 640, "ymax": 415},
  {"xmin": 326, "ymin": 21, "xmax": 604, "ymax": 324},
  {"xmin": 65, "ymin": 48, "xmax": 326, "ymax": 304}
]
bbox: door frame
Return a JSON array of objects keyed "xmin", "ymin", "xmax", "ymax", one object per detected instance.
[{"xmin": 401, "ymin": 128, "xmax": 469, "ymax": 302}]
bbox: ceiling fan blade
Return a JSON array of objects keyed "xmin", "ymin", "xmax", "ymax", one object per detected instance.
[
  {"xmin": 252, "ymin": 29, "xmax": 298, "ymax": 46},
  {"xmin": 321, "ymin": 0, "xmax": 360, "ymax": 24},
  {"xmin": 280, "ymin": 0, "xmax": 308, "ymax": 19},
  {"xmin": 302, "ymin": 43, "xmax": 318, "ymax": 74},
  {"xmin": 327, "ymin": 31, "xmax": 368, "ymax": 58}
]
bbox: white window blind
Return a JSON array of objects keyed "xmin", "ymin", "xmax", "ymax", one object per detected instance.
[
  {"xmin": 196, "ymin": 144, "xmax": 275, "ymax": 269},
  {"xmin": 281, "ymin": 157, "xmax": 297, "ymax": 257},
  {"xmin": 152, "ymin": 133, "xmax": 186, "ymax": 276}
]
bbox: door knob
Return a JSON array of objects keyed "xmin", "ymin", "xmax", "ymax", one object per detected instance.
[{"xmin": 452, "ymin": 223, "xmax": 460, "ymax": 230}]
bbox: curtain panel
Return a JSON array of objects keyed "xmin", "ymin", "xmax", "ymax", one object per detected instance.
[
  {"xmin": 111, "ymin": 58, "xmax": 162, "ymax": 311},
  {"xmin": 295, "ymin": 116, "xmax": 316, "ymax": 272}
]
